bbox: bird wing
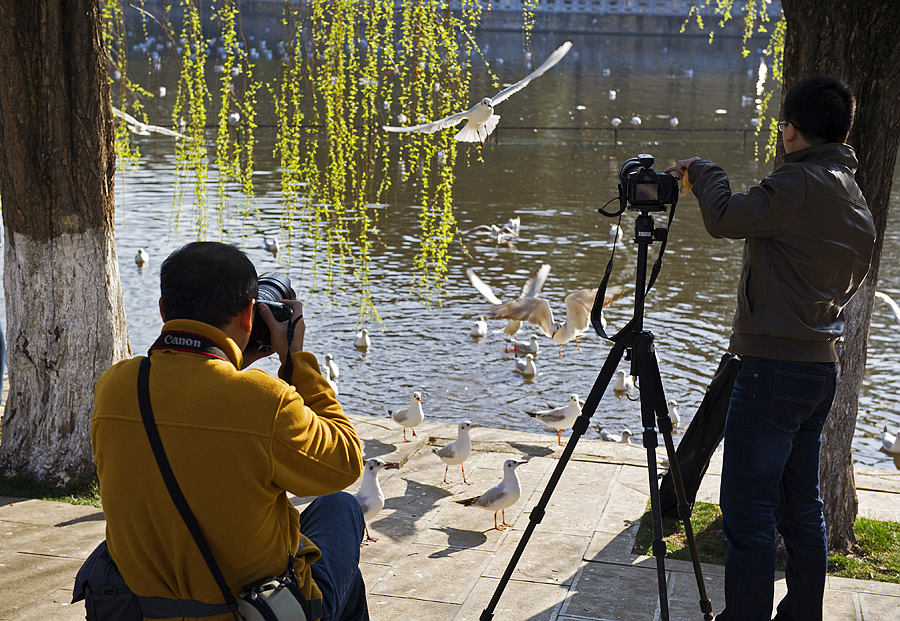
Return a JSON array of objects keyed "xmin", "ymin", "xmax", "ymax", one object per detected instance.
[
  {"xmin": 603, "ymin": 284, "xmax": 627, "ymax": 307},
  {"xmin": 435, "ymin": 442, "xmax": 457, "ymax": 459},
  {"xmin": 466, "ymin": 268, "xmax": 504, "ymax": 305},
  {"xmin": 489, "ymin": 41, "xmax": 574, "ymax": 106},
  {"xmin": 391, "ymin": 408, "xmax": 409, "ymax": 423},
  {"xmin": 875, "ymin": 291, "xmax": 900, "ymax": 323},
  {"xmin": 520, "ymin": 264, "xmax": 551, "ymax": 298},
  {"xmin": 491, "ymin": 296, "xmax": 554, "ymax": 336},
  {"xmin": 112, "ymin": 106, "xmax": 140, "ymax": 126},
  {"xmin": 536, "ymin": 409, "xmax": 567, "ymax": 425},
  {"xmin": 472, "ymin": 483, "xmax": 508, "ymax": 509},
  {"xmin": 563, "ymin": 288, "xmax": 598, "ymax": 333},
  {"xmin": 382, "ymin": 108, "xmax": 472, "ymax": 134},
  {"xmin": 112, "ymin": 106, "xmax": 193, "ymax": 140}
]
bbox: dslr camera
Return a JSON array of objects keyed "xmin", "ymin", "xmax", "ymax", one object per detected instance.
[
  {"xmin": 618, "ymin": 154, "xmax": 678, "ymax": 212},
  {"xmin": 246, "ymin": 272, "xmax": 296, "ymax": 353}
]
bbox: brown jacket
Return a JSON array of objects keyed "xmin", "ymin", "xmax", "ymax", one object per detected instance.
[{"xmin": 688, "ymin": 143, "xmax": 875, "ymax": 361}]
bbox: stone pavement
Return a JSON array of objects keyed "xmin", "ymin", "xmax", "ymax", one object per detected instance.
[{"xmin": 2, "ymin": 413, "xmax": 899, "ymax": 621}]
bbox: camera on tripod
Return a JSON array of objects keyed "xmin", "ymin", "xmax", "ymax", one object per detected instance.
[{"xmin": 618, "ymin": 154, "xmax": 678, "ymax": 212}]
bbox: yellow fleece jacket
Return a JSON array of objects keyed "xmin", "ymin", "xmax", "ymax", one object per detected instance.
[{"xmin": 91, "ymin": 319, "xmax": 364, "ymax": 620}]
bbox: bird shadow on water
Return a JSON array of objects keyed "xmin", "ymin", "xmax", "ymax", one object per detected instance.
[{"xmin": 426, "ymin": 526, "xmax": 489, "ymax": 558}]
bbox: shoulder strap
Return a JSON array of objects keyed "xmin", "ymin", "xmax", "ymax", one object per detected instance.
[{"xmin": 137, "ymin": 357, "xmax": 239, "ymax": 617}]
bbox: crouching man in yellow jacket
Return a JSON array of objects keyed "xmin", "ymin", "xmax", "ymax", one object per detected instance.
[{"xmin": 91, "ymin": 241, "xmax": 367, "ymax": 620}]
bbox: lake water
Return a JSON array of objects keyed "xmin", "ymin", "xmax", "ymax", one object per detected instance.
[{"xmin": 97, "ymin": 28, "xmax": 900, "ymax": 468}]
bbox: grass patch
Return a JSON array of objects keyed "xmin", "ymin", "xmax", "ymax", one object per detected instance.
[
  {"xmin": 632, "ymin": 502, "xmax": 900, "ymax": 584},
  {"xmin": 0, "ymin": 474, "xmax": 101, "ymax": 507}
]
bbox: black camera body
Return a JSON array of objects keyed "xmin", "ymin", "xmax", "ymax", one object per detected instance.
[
  {"xmin": 618, "ymin": 154, "xmax": 678, "ymax": 212},
  {"xmin": 246, "ymin": 273, "xmax": 296, "ymax": 353}
]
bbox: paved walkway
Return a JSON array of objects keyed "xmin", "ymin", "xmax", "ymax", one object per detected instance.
[{"xmin": 2, "ymin": 414, "xmax": 899, "ymax": 620}]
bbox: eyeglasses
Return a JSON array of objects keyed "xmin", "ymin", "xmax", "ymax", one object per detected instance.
[{"xmin": 777, "ymin": 121, "xmax": 790, "ymax": 132}]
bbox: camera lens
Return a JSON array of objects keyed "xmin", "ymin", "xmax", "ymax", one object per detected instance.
[{"xmin": 247, "ymin": 273, "xmax": 296, "ymax": 352}]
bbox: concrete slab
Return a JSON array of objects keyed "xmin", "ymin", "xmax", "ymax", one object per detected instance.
[
  {"xmin": 455, "ymin": 577, "xmax": 569, "ymax": 620},
  {"xmin": 561, "ymin": 561, "xmax": 663, "ymax": 620},
  {"xmin": 482, "ymin": 529, "xmax": 591, "ymax": 585}
]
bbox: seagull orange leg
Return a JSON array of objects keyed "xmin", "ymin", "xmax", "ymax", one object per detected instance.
[
  {"xmin": 557, "ymin": 430, "xmax": 562, "ymax": 445},
  {"xmin": 493, "ymin": 512, "xmax": 500, "ymax": 530},
  {"xmin": 501, "ymin": 508, "xmax": 513, "ymax": 528},
  {"xmin": 443, "ymin": 465, "xmax": 449, "ymax": 483},
  {"xmin": 412, "ymin": 428, "xmax": 418, "ymax": 438},
  {"xmin": 461, "ymin": 464, "xmax": 468, "ymax": 484},
  {"xmin": 575, "ymin": 335, "xmax": 582, "ymax": 353},
  {"xmin": 402, "ymin": 428, "xmax": 408, "ymax": 442}
]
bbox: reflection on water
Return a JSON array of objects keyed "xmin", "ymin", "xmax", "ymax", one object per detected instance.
[{"xmin": 30, "ymin": 30, "xmax": 900, "ymax": 467}]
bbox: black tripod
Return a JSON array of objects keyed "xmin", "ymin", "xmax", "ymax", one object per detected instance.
[{"xmin": 480, "ymin": 211, "xmax": 714, "ymax": 621}]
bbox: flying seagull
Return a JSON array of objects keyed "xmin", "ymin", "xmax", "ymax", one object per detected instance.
[
  {"xmin": 382, "ymin": 41, "xmax": 573, "ymax": 143},
  {"xmin": 111, "ymin": 106, "xmax": 193, "ymax": 140},
  {"xmin": 466, "ymin": 264, "xmax": 551, "ymax": 347}
]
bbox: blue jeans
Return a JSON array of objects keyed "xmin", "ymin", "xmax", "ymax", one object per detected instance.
[
  {"xmin": 299, "ymin": 492, "xmax": 369, "ymax": 621},
  {"xmin": 716, "ymin": 357, "xmax": 836, "ymax": 621}
]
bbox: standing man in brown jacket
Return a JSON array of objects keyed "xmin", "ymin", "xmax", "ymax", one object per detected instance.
[{"xmin": 667, "ymin": 76, "xmax": 876, "ymax": 621}]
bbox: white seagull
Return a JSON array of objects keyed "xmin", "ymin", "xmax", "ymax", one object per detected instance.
[
  {"xmin": 454, "ymin": 458, "xmax": 528, "ymax": 530},
  {"xmin": 513, "ymin": 353, "xmax": 538, "ymax": 378},
  {"xmin": 527, "ymin": 394, "xmax": 581, "ymax": 445},
  {"xmin": 388, "ymin": 391, "xmax": 424, "ymax": 441},
  {"xmin": 322, "ymin": 364, "xmax": 339, "ymax": 397},
  {"xmin": 668, "ymin": 399, "xmax": 681, "ymax": 428},
  {"xmin": 882, "ymin": 426, "xmax": 900, "ymax": 455},
  {"xmin": 383, "ymin": 41, "xmax": 573, "ymax": 143},
  {"xmin": 433, "ymin": 421, "xmax": 479, "ymax": 483},
  {"xmin": 354, "ymin": 328, "xmax": 371, "ymax": 351},
  {"xmin": 597, "ymin": 426, "xmax": 633, "ymax": 444},
  {"xmin": 467, "ymin": 264, "xmax": 551, "ymax": 349},
  {"xmin": 483, "ymin": 274, "xmax": 626, "ymax": 349},
  {"xmin": 874, "ymin": 291, "xmax": 900, "ymax": 324},
  {"xmin": 354, "ymin": 458, "xmax": 399, "ymax": 542},
  {"xmin": 112, "ymin": 106, "xmax": 192, "ymax": 140},
  {"xmin": 324, "ymin": 353, "xmax": 340, "ymax": 380},
  {"xmin": 514, "ymin": 334, "xmax": 541, "ymax": 357},
  {"xmin": 135, "ymin": 248, "xmax": 149, "ymax": 267},
  {"xmin": 470, "ymin": 316, "xmax": 489, "ymax": 339},
  {"xmin": 460, "ymin": 216, "xmax": 521, "ymax": 241},
  {"xmin": 263, "ymin": 237, "xmax": 279, "ymax": 256},
  {"xmin": 614, "ymin": 370, "xmax": 636, "ymax": 395}
]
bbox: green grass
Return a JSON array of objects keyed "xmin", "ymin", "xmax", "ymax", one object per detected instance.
[
  {"xmin": 0, "ymin": 474, "xmax": 102, "ymax": 507},
  {"xmin": 632, "ymin": 502, "xmax": 900, "ymax": 584}
]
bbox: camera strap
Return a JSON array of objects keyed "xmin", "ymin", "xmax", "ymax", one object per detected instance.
[
  {"xmin": 151, "ymin": 331, "xmax": 229, "ymax": 362},
  {"xmin": 591, "ymin": 200, "xmax": 678, "ymax": 343}
]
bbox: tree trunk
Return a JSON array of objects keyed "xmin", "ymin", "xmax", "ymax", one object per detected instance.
[
  {"xmin": 0, "ymin": 2, "xmax": 130, "ymax": 484},
  {"xmin": 780, "ymin": 0, "xmax": 900, "ymax": 552}
]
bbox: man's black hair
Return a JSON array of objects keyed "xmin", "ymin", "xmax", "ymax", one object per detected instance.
[
  {"xmin": 160, "ymin": 241, "xmax": 258, "ymax": 328},
  {"xmin": 783, "ymin": 75, "xmax": 855, "ymax": 144}
]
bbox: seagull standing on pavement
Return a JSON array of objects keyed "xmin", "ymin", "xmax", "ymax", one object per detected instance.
[
  {"xmin": 527, "ymin": 394, "xmax": 581, "ymax": 445},
  {"xmin": 388, "ymin": 391, "xmax": 424, "ymax": 441},
  {"xmin": 454, "ymin": 458, "xmax": 528, "ymax": 530},
  {"xmin": 355, "ymin": 458, "xmax": 399, "ymax": 542},
  {"xmin": 383, "ymin": 41, "xmax": 573, "ymax": 143},
  {"xmin": 433, "ymin": 421, "xmax": 479, "ymax": 483}
]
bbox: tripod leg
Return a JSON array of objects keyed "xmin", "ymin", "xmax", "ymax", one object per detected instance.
[
  {"xmin": 639, "ymin": 334, "xmax": 715, "ymax": 621},
  {"xmin": 478, "ymin": 339, "xmax": 628, "ymax": 621}
]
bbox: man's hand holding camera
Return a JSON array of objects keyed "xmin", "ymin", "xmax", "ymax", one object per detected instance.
[{"xmin": 244, "ymin": 300, "xmax": 305, "ymax": 367}]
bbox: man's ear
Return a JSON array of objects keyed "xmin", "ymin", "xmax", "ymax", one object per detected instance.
[
  {"xmin": 239, "ymin": 301, "xmax": 254, "ymax": 333},
  {"xmin": 159, "ymin": 298, "xmax": 166, "ymax": 322}
]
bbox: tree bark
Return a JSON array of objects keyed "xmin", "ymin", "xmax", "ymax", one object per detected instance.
[
  {"xmin": 0, "ymin": 2, "xmax": 130, "ymax": 484},
  {"xmin": 779, "ymin": 0, "xmax": 900, "ymax": 552}
]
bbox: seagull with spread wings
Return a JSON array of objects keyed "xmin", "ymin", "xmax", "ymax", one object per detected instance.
[
  {"xmin": 383, "ymin": 41, "xmax": 573, "ymax": 143},
  {"xmin": 466, "ymin": 264, "xmax": 551, "ymax": 351},
  {"xmin": 469, "ymin": 266, "xmax": 626, "ymax": 352},
  {"xmin": 112, "ymin": 107, "xmax": 193, "ymax": 140}
]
